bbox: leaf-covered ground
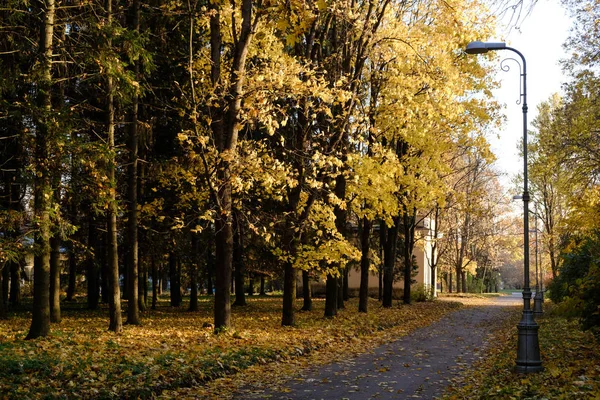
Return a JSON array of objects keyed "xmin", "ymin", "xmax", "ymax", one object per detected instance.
[
  {"xmin": 0, "ymin": 296, "xmax": 464, "ymax": 399},
  {"xmin": 443, "ymin": 303, "xmax": 600, "ymax": 399}
]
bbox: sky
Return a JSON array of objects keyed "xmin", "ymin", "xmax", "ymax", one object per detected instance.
[{"xmin": 487, "ymin": 0, "xmax": 573, "ymax": 191}]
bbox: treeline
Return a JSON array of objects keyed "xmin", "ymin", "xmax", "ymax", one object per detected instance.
[
  {"xmin": 528, "ymin": 0, "xmax": 600, "ymax": 339},
  {"xmin": 0, "ymin": 0, "xmax": 501, "ymax": 337}
]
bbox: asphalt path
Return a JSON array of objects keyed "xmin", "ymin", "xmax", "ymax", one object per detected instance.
[{"xmin": 238, "ymin": 294, "xmax": 522, "ymax": 400}]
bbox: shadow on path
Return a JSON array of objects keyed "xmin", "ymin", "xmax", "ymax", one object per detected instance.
[{"xmin": 238, "ymin": 295, "xmax": 522, "ymax": 400}]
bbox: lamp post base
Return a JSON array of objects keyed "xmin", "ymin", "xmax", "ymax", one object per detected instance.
[{"xmin": 516, "ymin": 309, "xmax": 543, "ymax": 373}]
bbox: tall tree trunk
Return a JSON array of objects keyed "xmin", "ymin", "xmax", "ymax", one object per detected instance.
[
  {"xmin": 233, "ymin": 211, "xmax": 246, "ymax": 306},
  {"xmin": 328, "ymin": 173, "xmax": 347, "ymax": 311},
  {"xmin": 9, "ymin": 262, "xmax": 21, "ymax": 306},
  {"xmin": 161, "ymin": 264, "xmax": 167, "ymax": 294},
  {"xmin": 49, "ymin": 236, "xmax": 61, "ymax": 323},
  {"xmin": 125, "ymin": 0, "xmax": 140, "ymax": 326},
  {"xmin": 205, "ymin": 247, "xmax": 213, "ymax": 295},
  {"xmin": 169, "ymin": 252, "xmax": 181, "ymax": 307},
  {"xmin": 0, "ymin": 268, "xmax": 6, "ymax": 319},
  {"xmin": 100, "ymin": 230, "xmax": 109, "ymax": 304},
  {"xmin": 139, "ymin": 260, "xmax": 147, "ymax": 311},
  {"xmin": 282, "ymin": 262, "xmax": 296, "ymax": 325},
  {"xmin": 214, "ymin": 207, "xmax": 233, "ymax": 327},
  {"xmin": 189, "ymin": 233, "xmax": 199, "ymax": 312},
  {"xmin": 455, "ymin": 266, "xmax": 462, "ymax": 293},
  {"xmin": 106, "ymin": 0, "xmax": 122, "ymax": 333},
  {"xmin": 2, "ymin": 268, "xmax": 8, "ymax": 305},
  {"xmin": 260, "ymin": 275, "xmax": 266, "ymax": 295},
  {"xmin": 208, "ymin": 0, "xmax": 257, "ymax": 330},
  {"xmin": 336, "ymin": 276, "xmax": 344, "ymax": 310},
  {"xmin": 449, "ymin": 272, "xmax": 453, "ymax": 293},
  {"xmin": 248, "ymin": 275, "xmax": 254, "ymax": 296},
  {"xmin": 359, "ymin": 217, "xmax": 372, "ymax": 313},
  {"xmin": 301, "ymin": 270, "xmax": 312, "ymax": 311},
  {"xmin": 87, "ymin": 213, "xmax": 100, "ymax": 309},
  {"xmin": 402, "ymin": 212, "xmax": 416, "ymax": 305},
  {"xmin": 343, "ymin": 267, "xmax": 349, "ymax": 301},
  {"xmin": 151, "ymin": 257, "xmax": 158, "ymax": 310},
  {"xmin": 382, "ymin": 218, "xmax": 400, "ymax": 308},
  {"xmin": 26, "ymin": 0, "xmax": 56, "ymax": 340},
  {"xmin": 324, "ymin": 274, "xmax": 337, "ymax": 317},
  {"xmin": 461, "ymin": 271, "xmax": 467, "ymax": 294},
  {"xmin": 65, "ymin": 246, "xmax": 77, "ymax": 302}
]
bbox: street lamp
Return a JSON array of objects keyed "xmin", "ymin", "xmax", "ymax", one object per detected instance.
[
  {"xmin": 466, "ymin": 41, "xmax": 543, "ymax": 373},
  {"xmin": 532, "ymin": 206, "xmax": 544, "ymax": 315}
]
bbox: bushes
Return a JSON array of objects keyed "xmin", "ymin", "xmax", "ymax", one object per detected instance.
[{"xmin": 548, "ymin": 231, "xmax": 600, "ymax": 340}]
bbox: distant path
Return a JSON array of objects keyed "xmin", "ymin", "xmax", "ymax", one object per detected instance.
[{"xmin": 238, "ymin": 294, "xmax": 522, "ymax": 400}]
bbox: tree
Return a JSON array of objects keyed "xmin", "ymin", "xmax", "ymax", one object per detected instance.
[
  {"xmin": 126, "ymin": 0, "xmax": 142, "ymax": 326},
  {"xmin": 529, "ymin": 94, "xmax": 571, "ymax": 279},
  {"xmin": 26, "ymin": 0, "xmax": 58, "ymax": 340},
  {"xmin": 105, "ymin": 0, "xmax": 123, "ymax": 333}
]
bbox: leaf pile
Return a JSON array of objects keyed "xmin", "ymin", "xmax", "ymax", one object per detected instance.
[
  {"xmin": 443, "ymin": 303, "xmax": 600, "ymax": 399},
  {"xmin": 0, "ymin": 296, "xmax": 462, "ymax": 399}
]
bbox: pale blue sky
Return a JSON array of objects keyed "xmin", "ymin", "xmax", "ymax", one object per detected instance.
[{"xmin": 488, "ymin": 0, "xmax": 572, "ymax": 189}]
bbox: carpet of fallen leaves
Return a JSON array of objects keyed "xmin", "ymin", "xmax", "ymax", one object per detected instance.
[
  {"xmin": 0, "ymin": 296, "xmax": 464, "ymax": 399},
  {"xmin": 443, "ymin": 302, "xmax": 600, "ymax": 400}
]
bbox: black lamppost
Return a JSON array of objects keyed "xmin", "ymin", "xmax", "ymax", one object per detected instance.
[
  {"xmin": 532, "ymin": 205, "xmax": 544, "ymax": 315},
  {"xmin": 465, "ymin": 41, "xmax": 543, "ymax": 373}
]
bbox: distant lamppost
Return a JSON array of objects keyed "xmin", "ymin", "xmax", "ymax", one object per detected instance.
[
  {"xmin": 532, "ymin": 206, "xmax": 543, "ymax": 315},
  {"xmin": 465, "ymin": 41, "xmax": 543, "ymax": 373}
]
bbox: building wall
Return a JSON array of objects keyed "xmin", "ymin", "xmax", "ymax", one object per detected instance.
[{"xmin": 345, "ymin": 218, "xmax": 438, "ymax": 297}]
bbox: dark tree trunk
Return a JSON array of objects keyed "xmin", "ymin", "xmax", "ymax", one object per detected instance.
[
  {"xmin": 455, "ymin": 266, "xmax": 462, "ymax": 293},
  {"xmin": 26, "ymin": 0, "xmax": 56, "ymax": 341},
  {"xmin": 260, "ymin": 275, "xmax": 266, "ymax": 295},
  {"xmin": 9, "ymin": 262, "xmax": 21, "ymax": 306},
  {"xmin": 402, "ymin": 212, "xmax": 416, "ymax": 305},
  {"xmin": 343, "ymin": 267, "xmax": 349, "ymax": 301},
  {"xmin": 336, "ymin": 276, "xmax": 344, "ymax": 310},
  {"xmin": 100, "ymin": 230, "xmax": 109, "ymax": 304},
  {"xmin": 65, "ymin": 247, "xmax": 76, "ymax": 302},
  {"xmin": 139, "ymin": 260, "xmax": 147, "ymax": 311},
  {"xmin": 382, "ymin": 218, "xmax": 400, "ymax": 308},
  {"xmin": 324, "ymin": 274, "xmax": 337, "ymax": 317},
  {"xmin": 151, "ymin": 258, "xmax": 158, "ymax": 310},
  {"xmin": 378, "ymin": 267, "xmax": 383, "ymax": 301},
  {"xmin": 0, "ymin": 268, "xmax": 6, "ymax": 319},
  {"xmin": 169, "ymin": 252, "xmax": 181, "ymax": 307},
  {"xmin": 2, "ymin": 267, "xmax": 9, "ymax": 306},
  {"xmin": 461, "ymin": 271, "xmax": 467, "ymax": 294},
  {"xmin": 248, "ymin": 276, "xmax": 254, "ymax": 296},
  {"xmin": 49, "ymin": 236, "xmax": 61, "ymax": 323},
  {"xmin": 205, "ymin": 248, "xmax": 213, "ymax": 295},
  {"xmin": 208, "ymin": 0, "xmax": 256, "ymax": 331},
  {"xmin": 107, "ymin": 207, "xmax": 122, "ymax": 332},
  {"xmin": 189, "ymin": 233, "xmax": 199, "ymax": 312},
  {"xmin": 106, "ymin": 62, "xmax": 122, "ymax": 333},
  {"xmin": 449, "ymin": 272, "xmax": 453, "ymax": 293},
  {"xmin": 125, "ymin": 0, "xmax": 140, "ymax": 326},
  {"xmin": 359, "ymin": 217, "xmax": 372, "ymax": 313},
  {"xmin": 301, "ymin": 270, "xmax": 312, "ymax": 311},
  {"xmin": 233, "ymin": 212, "xmax": 246, "ymax": 306},
  {"xmin": 214, "ymin": 209, "xmax": 232, "ymax": 326},
  {"xmin": 282, "ymin": 262, "xmax": 296, "ymax": 326},
  {"xmin": 328, "ymin": 174, "xmax": 347, "ymax": 311},
  {"xmin": 87, "ymin": 214, "xmax": 100, "ymax": 309},
  {"xmin": 160, "ymin": 264, "xmax": 167, "ymax": 295}
]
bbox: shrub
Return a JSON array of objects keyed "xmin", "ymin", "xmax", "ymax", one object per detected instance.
[{"xmin": 548, "ymin": 231, "xmax": 600, "ymax": 341}]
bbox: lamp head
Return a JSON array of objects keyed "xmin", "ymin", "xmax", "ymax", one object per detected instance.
[{"xmin": 465, "ymin": 41, "xmax": 507, "ymax": 54}]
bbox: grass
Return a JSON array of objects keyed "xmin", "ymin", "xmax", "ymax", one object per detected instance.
[{"xmin": 0, "ymin": 295, "xmax": 463, "ymax": 399}]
